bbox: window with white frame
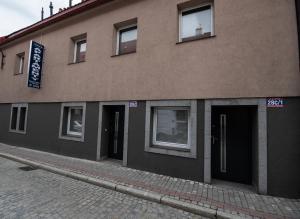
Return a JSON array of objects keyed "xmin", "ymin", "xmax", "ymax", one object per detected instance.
[
  {"xmin": 15, "ymin": 52, "xmax": 25, "ymax": 75},
  {"xmin": 153, "ymin": 107, "xmax": 190, "ymax": 149},
  {"xmin": 145, "ymin": 100, "xmax": 197, "ymax": 158},
  {"xmin": 67, "ymin": 106, "xmax": 83, "ymax": 136},
  {"xmin": 116, "ymin": 25, "xmax": 137, "ymax": 55},
  {"xmin": 10, "ymin": 104, "xmax": 28, "ymax": 133},
  {"xmin": 179, "ymin": 3, "xmax": 213, "ymax": 42},
  {"xmin": 59, "ymin": 103, "xmax": 86, "ymax": 141},
  {"xmin": 74, "ymin": 38, "xmax": 87, "ymax": 63}
]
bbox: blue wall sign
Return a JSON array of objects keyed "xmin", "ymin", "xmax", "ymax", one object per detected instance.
[
  {"xmin": 27, "ymin": 41, "xmax": 44, "ymax": 89},
  {"xmin": 267, "ymin": 98, "xmax": 284, "ymax": 108}
]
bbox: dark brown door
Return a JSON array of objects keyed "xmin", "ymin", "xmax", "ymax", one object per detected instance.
[
  {"xmin": 107, "ymin": 106, "xmax": 125, "ymax": 160},
  {"xmin": 211, "ymin": 106, "xmax": 252, "ymax": 184}
]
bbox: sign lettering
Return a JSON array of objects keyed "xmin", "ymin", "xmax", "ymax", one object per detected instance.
[
  {"xmin": 27, "ymin": 41, "xmax": 44, "ymax": 89},
  {"xmin": 267, "ymin": 98, "xmax": 284, "ymax": 108}
]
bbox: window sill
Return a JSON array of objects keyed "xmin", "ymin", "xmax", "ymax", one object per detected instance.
[
  {"xmin": 68, "ymin": 60, "xmax": 86, "ymax": 65},
  {"xmin": 59, "ymin": 134, "xmax": 84, "ymax": 142},
  {"xmin": 145, "ymin": 145, "xmax": 196, "ymax": 159},
  {"xmin": 176, "ymin": 35, "xmax": 216, "ymax": 45},
  {"xmin": 111, "ymin": 51, "xmax": 136, "ymax": 57},
  {"xmin": 151, "ymin": 144, "xmax": 190, "ymax": 152},
  {"xmin": 9, "ymin": 129, "xmax": 26, "ymax": 134}
]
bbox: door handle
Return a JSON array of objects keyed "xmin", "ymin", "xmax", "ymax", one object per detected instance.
[{"xmin": 211, "ymin": 136, "xmax": 218, "ymax": 144}]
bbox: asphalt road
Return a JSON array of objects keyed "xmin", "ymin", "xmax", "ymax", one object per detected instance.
[{"xmin": 0, "ymin": 157, "xmax": 206, "ymax": 219}]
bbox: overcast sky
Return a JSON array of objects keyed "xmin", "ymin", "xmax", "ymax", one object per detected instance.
[{"xmin": 0, "ymin": 0, "xmax": 82, "ymax": 36}]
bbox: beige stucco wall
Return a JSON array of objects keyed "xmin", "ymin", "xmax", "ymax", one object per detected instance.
[{"xmin": 0, "ymin": 0, "xmax": 299, "ymax": 103}]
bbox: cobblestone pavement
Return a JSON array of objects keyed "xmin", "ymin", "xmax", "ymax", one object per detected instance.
[
  {"xmin": 0, "ymin": 143, "xmax": 300, "ymax": 219},
  {"xmin": 0, "ymin": 157, "xmax": 205, "ymax": 219}
]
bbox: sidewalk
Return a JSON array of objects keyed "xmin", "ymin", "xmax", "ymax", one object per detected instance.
[{"xmin": 0, "ymin": 143, "xmax": 299, "ymax": 219}]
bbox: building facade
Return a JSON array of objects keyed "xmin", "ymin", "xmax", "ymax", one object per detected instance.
[{"xmin": 0, "ymin": 0, "xmax": 299, "ymax": 198}]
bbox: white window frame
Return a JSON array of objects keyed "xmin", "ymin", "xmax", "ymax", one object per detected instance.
[
  {"xmin": 66, "ymin": 106, "xmax": 84, "ymax": 137},
  {"xmin": 73, "ymin": 38, "xmax": 87, "ymax": 63},
  {"xmin": 15, "ymin": 53, "xmax": 25, "ymax": 75},
  {"xmin": 9, "ymin": 103, "xmax": 28, "ymax": 134},
  {"xmin": 59, "ymin": 102, "xmax": 86, "ymax": 142},
  {"xmin": 116, "ymin": 24, "xmax": 137, "ymax": 55},
  {"xmin": 152, "ymin": 106, "xmax": 191, "ymax": 149},
  {"xmin": 178, "ymin": 3, "xmax": 214, "ymax": 42},
  {"xmin": 18, "ymin": 55, "xmax": 24, "ymax": 74},
  {"xmin": 145, "ymin": 100, "xmax": 197, "ymax": 158}
]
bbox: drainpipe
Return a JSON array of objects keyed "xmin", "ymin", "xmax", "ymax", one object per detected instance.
[{"xmin": 69, "ymin": 0, "xmax": 72, "ymax": 7}]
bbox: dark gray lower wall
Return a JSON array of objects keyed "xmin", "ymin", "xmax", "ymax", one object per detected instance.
[
  {"xmin": 0, "ymin": 102, "xmax": 99, "ymax": 160},
  {"xmin": 0, "ymin": 98, "xmax": 300, "ymax": 198},
  {"xmin": 127, "ymin": 101, "xmax": 205, "ymax": 182},
  {"xmin": 267, "ymin": 97, "xmax": 300, "ymax": 198}
]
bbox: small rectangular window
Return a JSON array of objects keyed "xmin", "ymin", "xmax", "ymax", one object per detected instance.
[
  {"xmin": 15, "ymin": 52, "xmax": 25, "ymax": 75},
  {"xmin": 10, "ymin": 107, "xmax": 18, "ymax": 130},
  {"xmin": 117, "ymin": 25, "xmax": 137, "ymax": 55},
  {"xmin": 67, "ymin": 107, "xmax": 83, "ymax": 136},
  {"xmin": 74, "ymin": 39, "xmax": 86, "ymax": 63},
  {"xmin": 180, "ymin": 4, "xmax": 213, "ymax": 42},
  {"xmin": 9, "ymin": 104, "xmax": 28, "ymax": 134},
  {"xmin": 19, "ymin": 107, "xmax": 27, "ymax": 131},
  {"xmin": 59, "ymin": 103, "xmax": 86, "ymax": 141},
  {"xmin": 153, "ymin": 107, "xmax": 190, "ymax": 149}
]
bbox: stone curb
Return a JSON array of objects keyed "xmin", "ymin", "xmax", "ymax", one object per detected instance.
[
  {"xmin": 216, "ymin": 210, "xmax": 245, "ymax": 219},
  {"xmin": 0, "ymin": 152, "xmax": 254, "ymax": 219},
  {"xmin": 161, "ymin": 196, "xmax": 216, "ymax": 218}
]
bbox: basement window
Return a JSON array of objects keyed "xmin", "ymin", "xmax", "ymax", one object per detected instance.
[
  {"xmin": 145, "ymin": 100, "xmax": 197, "ymax": 158},
  {"xmin": 153, "ymin": 107, "xmax": 190, "ymax": 149},
  {"xmin": 9, "ymin": 104, "xmax": 28, "ymax": 134},
  {"xmin": 59, "ymin": 103, "xmax": 86, "ymax": 141}
]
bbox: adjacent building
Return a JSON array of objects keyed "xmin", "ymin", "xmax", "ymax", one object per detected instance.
[{"xmin": 0, "ymin": 0, "xmax": 299, "ymax": 198}]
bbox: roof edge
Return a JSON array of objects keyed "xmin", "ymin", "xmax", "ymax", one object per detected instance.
[{"xmin": 0, "ymin": 0, "xmax": 115, "ymax": 47}]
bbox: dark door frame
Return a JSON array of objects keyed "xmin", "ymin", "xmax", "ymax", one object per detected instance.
[
  {"xmin": 97, "ymin": 102, "xmax": 129, "ymax": 166},
  {"xmin": 204, "ymin": 99, "xmax": 267, "ymax": 195}
]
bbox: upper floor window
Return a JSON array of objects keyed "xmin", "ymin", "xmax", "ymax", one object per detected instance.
[
  {"xmin": 117, "ymin": 25, "xmax": 137, "ymax": 55},
  {"xmin": 15, "ymin": 52, "xmax": 25, "ymax": 75},
  {"xmin": 74, "ymin": 39, "xmax": 87, "ymax": 63},
  {"xmin": 70, "ymin": 33, "xmax": 87, "ymax": 64},
  {"xmin": 179, "ymin": 3, "xmax": 213, "ymax": 42},
  {"xmin": 9, "ymin": 103, "xmax": 28, "ymax": 134}
]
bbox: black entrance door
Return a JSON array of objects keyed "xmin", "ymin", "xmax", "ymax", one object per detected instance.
[
  {"xmin": 106, "ymin": 106, "xmax": 125, "ymax": 160},
  {"xmin": 211, "ymin": 106, "xmax": 252, "ymax": 184}
]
